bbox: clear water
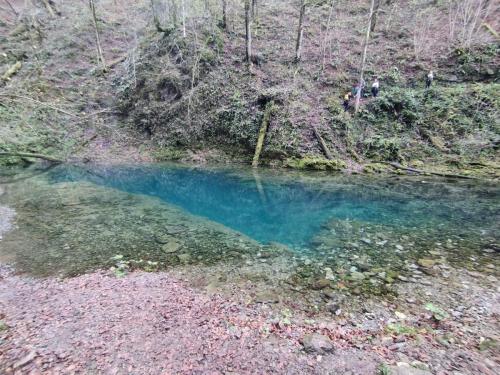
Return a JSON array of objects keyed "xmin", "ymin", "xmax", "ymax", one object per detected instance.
[{"xmin": 47, "ymin": 164, "xmax": 499, "ymax": 248}]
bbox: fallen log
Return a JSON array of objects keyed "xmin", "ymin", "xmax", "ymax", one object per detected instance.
[
  {"xmin": 312, "ymin": 125, "xmax": 333, "ymax": 160},
  {"xmin": 40, "ymin": 0, "xmax": 58, "ymax": 17},
  {"xmin": 1, "ymin": 61, "xmax": 22, "ymax": 81},
  {"xmin": 0, "ymin": 152, "xmax": 64, "ymax": 163},
  {"xmin": 385, "ymin": 162, "xmax": 477, "ymax": 179},
  {"xmin": 0, "ymin": 94, "xmax": 78, "ymax": 117},
  {"xmin": 252, "ymin": 101, "xmax": 274, "ymax": 168}
]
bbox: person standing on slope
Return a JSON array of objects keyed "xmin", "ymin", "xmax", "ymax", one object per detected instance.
[
  {"xmin": 371, "ymin": 78, "xmax": 380, "ymax": 97},
  {"xmin": 426, "ymin": 70, "xmax": 434, "ymax": 88},
  {"xmin": 343, "ymin": 92, "xmax": 352, "ymax": 111}
]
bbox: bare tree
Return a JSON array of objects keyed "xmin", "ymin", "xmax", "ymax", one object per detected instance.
[
  {"xmin": 251, "ymin": 0, "xmax": 257, "ymax": 18},
  {"xmin": 370, "ymin": 0, "xmax": 380, "ymax": 32},
  {"xmin": 412, "ymin": 8, "xmax": 442, "ymax": 61},
  {"xmin": 3, "ymin": 0, "xmax": 19, "ymax": 17},
  {"xmin": 448, "ymin": 0, "xmax": 492, "ymax": 49},
  {"xmin": 181, "ymin": 0, "xmax": 186, "ymax": 37},
  {"xmin": 355, "ymin": 0, "xmax": 376, "ymax": 113},
  {"xmin": 245, "ymin": 0, "xmax": 252, "ymax": 65},
  {"xmin": 320, "ymin": 0, "xmax": 336, "ymax": 73},
  {"xmin": 89, "ymin": 0, "xmax": 107, "ymax": 72},
  {"xmin": 295, "ymin": 0, "xmax": 306, "ymax": 63},
  {"xmin": 40, "ymin": 0, "xmax": 57, "ymax": 17},
  {"xmin": 221, "ymin": 0, "xmax": 227, "ymax": 30}
]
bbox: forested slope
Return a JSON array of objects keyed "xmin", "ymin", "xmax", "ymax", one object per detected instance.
[{"xmin": 1, "ymin": 0, "xmax": 498, "ymax": 175}]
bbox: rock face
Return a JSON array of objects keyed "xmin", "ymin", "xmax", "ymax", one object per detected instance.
[{"xmin": 300, "ymin": 333, "xmax": 335, "ymax": 354}]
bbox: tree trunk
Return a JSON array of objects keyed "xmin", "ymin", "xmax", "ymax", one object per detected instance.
[
  {"xmin": 312, "ymin": 125, "xmax": 333, "ymax": 160},
  {"xmin": 245, "ymin": 0, "xmax": 252, "ymax": 64},
  {"xmin": 40, "ymin": 0, "xmax": 56, "ymax": 17},
  {"xmin": 321, "ymin": 0, "xmax": 336, "ymax": 72},
  {"xmin": 251, "ymin": 0, "xmax": 257, "ymax": 18},
  {"xmin": 89, "ymin": 0, "xmax": 107, "ymax": 72},
  {"xmin": 252, "ymin": 101, "xmax": 274, "ymax": 167},
  {"xmin": 4, "ymin": 0, "xmax": 18, "ymax": 16},
  {"xmin": 181, "ymin": 0, "xmax": 186, "ymax": 37},
  {"xmin": 354, "ymin": 0, "xmax": 376, "ymax": 113},
  {"xmin": 1, "ymin": 61, "xmax": 22, "ymax": 82},
  {"xmin": 221, "ymin": 0, "xmax": 227, "ymax": 30},
  {"xmin": 295, "ymin": 0, "xmax": 306, "ymax": 63},
  {"xmin": 370, "ymin": 0, "xmax": 380, "ymax": 32}
]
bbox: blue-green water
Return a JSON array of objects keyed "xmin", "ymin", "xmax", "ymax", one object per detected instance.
[{"xmin": 48, "ymin": 164, "xmax": 499, "ymax": 248}]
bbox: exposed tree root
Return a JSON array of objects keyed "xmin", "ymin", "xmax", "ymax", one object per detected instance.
[
  {"xmin": 385, "ymin": 162, "xmax": 477, "ymax": 179},
  {"xmin": 0, "ymin": 152, "xmax": 64, "ymax": 163}
]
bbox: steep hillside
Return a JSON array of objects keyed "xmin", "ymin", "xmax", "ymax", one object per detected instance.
[{"xmin": 0, "ymin": 0, "xmax": 499, "ymax": 175}]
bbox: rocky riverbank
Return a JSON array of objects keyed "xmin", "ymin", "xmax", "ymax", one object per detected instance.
[{"xmin": 0, "ymin": 258, "xmax": 498, "ymax": 374}]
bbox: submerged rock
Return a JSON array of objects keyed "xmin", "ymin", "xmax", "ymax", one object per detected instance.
[
  {"xmin": 350, "ymin": 271, "xmax": 366, "ymax": 281},
  {"xmin": 162, "ymin": 241, "xmax": 182, "ymax": 253},
  {"xmin": 417, "ymin": 258, "xmax": 437, "ymax": 268},
  {"xmin": 300, "ymin": 333, "xmax": 335, "ymax": 354}
]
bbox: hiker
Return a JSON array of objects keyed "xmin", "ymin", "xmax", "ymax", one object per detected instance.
[
  {"xmin": 351, "ymin": 83, "xmax": 359, "ymax": 97},
  {"xmin": 371, "ymin": 78, "xmax": 380, "ymax": 97},
  {"xmin": 426, "ymin": 70, "xmax": 434, "ymax": 88},
  {"xmin": 343, "ymin": 92, "xmax": 352, "ymax": 111}
]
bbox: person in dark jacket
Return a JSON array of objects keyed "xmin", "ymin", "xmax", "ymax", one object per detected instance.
[
  {"xmin": 343, "ymin": 92, "xmax": 352, "ymax": 111},
  {"xmin": 371, "ymin": 78, "xmax": 380, "ymax": 97}
]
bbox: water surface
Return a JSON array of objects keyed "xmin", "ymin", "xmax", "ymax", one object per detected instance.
[{"xmin": 47, "ymin": 164, "xmax": 498, "ymax": 248}]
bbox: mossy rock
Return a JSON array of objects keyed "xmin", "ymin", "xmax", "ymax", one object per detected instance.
[{"xmin": 285, "ymin": 157, "xmax": 346, "ymax": 171}]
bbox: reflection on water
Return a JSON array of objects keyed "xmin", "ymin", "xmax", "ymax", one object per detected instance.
[{"xmin": 48, "ymin": 164, "xmax": 499, "ymax": 248}]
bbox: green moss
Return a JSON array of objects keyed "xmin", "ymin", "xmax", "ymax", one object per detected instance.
[
  {"xmin": 285, "ymin": 157, "xmax": 346, "ymax": 171},
  {"xmin": 153, "ymin": 147, "xmax": 187, "ymax": 161}
]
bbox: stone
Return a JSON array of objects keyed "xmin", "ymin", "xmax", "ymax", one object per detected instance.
[
  {"xmin": 395, "ymin": 311, "xmax": 407, "ymax": 320},
  {"xmin": 155, "ymin": 233, "xmax": 173, "ymax": 244},
  {"xmin": 254, "ymin": 291, "xmax": 279, "ymax": 304},
  {"xmin": 312, "ymin": 279, "xmax": 331, "ymax": 290},
  {"xmin": 300, "ymin": 333, "xmax": 335, "ymax": 354},
  {"xmin": 350, "ymin": 271, "xmax": 366, "ymax": 281},
  {"xmin": 327, "ymin": 303, "xmax": 341, "ymax": 315},
  {"xmin": 324, "ymin": 267, "xmax": 335, "ymax": 280},
  {"xmin": 177, "ymin": 253, "xmax": 191, "ymax": 263},
  {"xmin": 417, "ymin": 258, "xmax": 437, "ymax": 268},
  {"xmin": 162, "ymin": 240, "xmax": 182, "ymax": 253}
]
